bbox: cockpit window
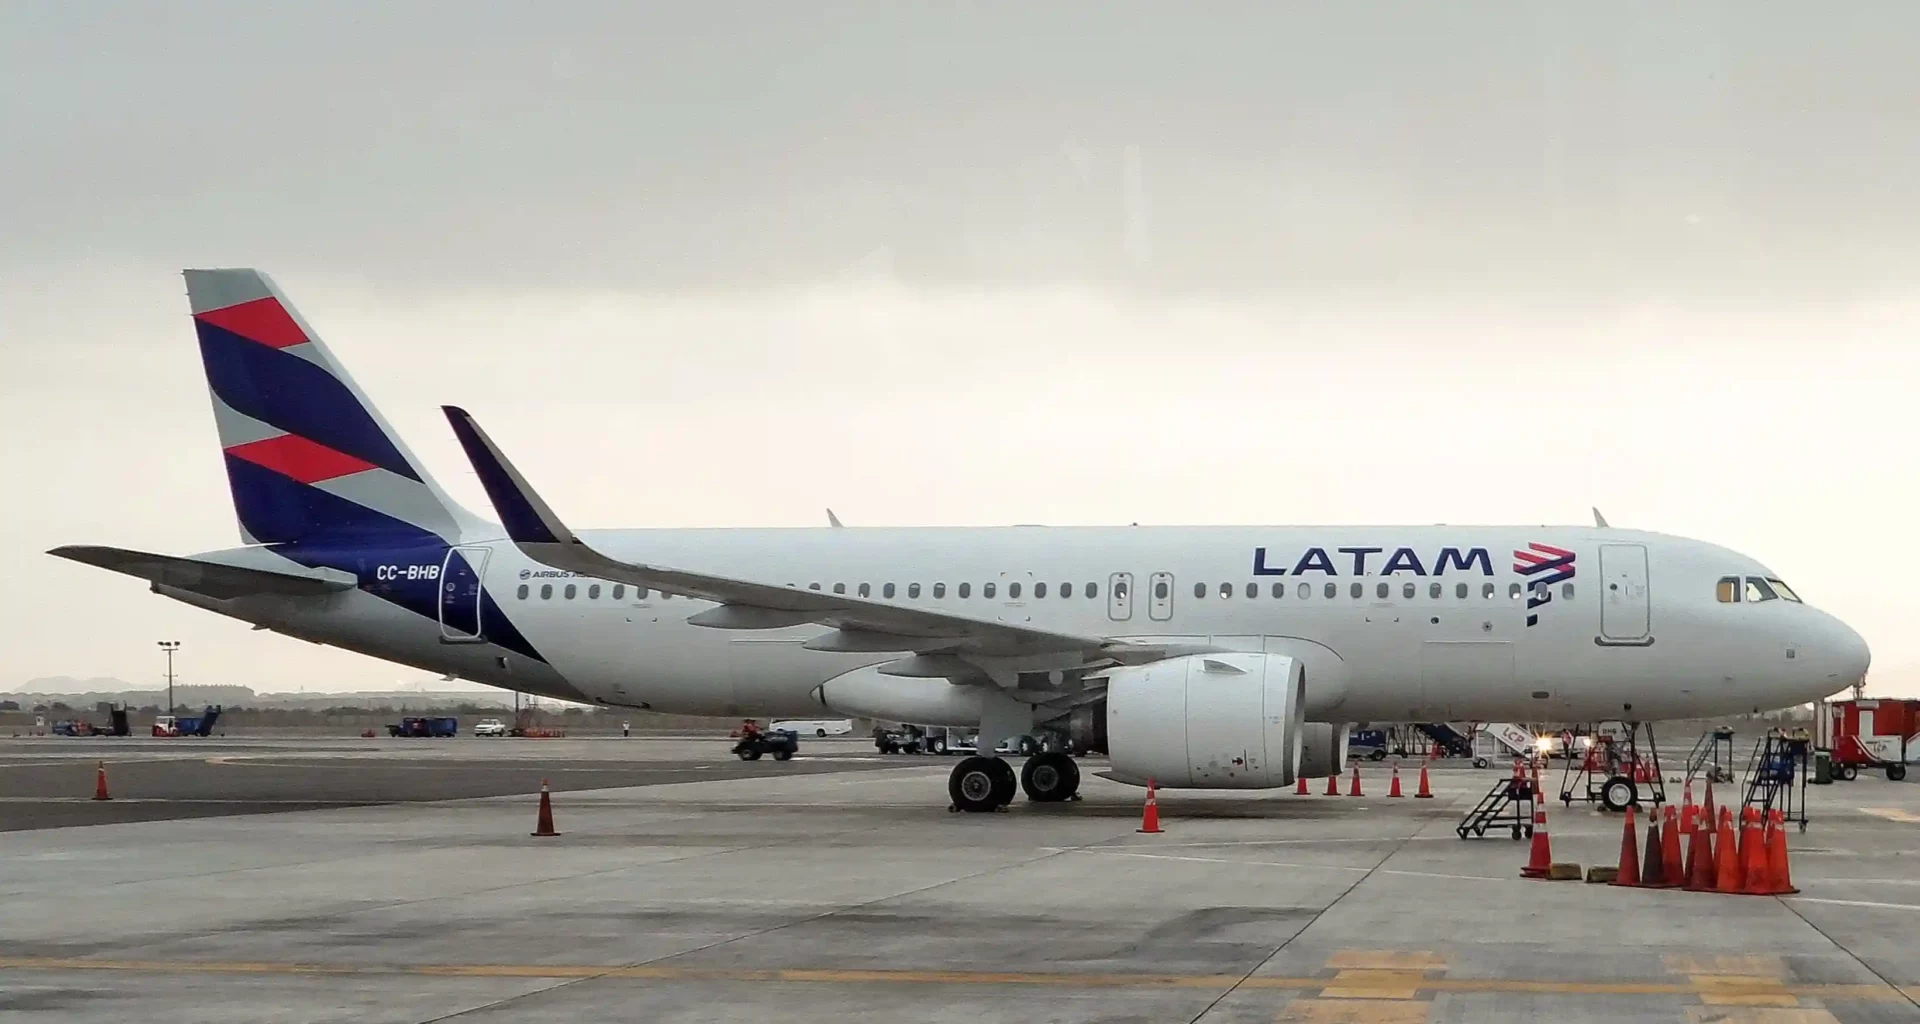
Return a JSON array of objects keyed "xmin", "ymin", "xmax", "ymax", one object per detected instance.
[
  {"xmin": 1717, "ymin": 577, "xmax": 1740, "ymax": 603},
  {"xmin": 1768, "ymin": 578, "xmax": 1802, "ymax": 603},
  {"xmin": 1744, "ymin": 577, "xmax": 1778, "ymax": 603}
]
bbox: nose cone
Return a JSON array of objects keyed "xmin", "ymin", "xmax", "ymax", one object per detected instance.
[{"xmin": 1819, "ymin": 614, "xmax": 1872, "ymax": 695}]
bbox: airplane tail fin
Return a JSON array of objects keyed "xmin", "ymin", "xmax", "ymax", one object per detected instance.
[{"xmin": 184, "ymin": 269, "xmax": 477, "ymax": 545}]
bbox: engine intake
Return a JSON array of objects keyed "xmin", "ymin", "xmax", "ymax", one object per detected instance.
[{"xmin": 1105, "ymin": 653, "xmax": 1304, "ymax": 789}]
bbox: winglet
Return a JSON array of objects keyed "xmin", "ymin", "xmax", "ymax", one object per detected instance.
[
  {"xmin": 1591, "ymin": 507, "xmax": 1610, "ymax": 528},
  {"xmin": 441, "ymin": 407, "xmax": 572, "ymax": 546},
  {"xmin": 827, "ymin": 508, "xmax": 844, "ymax": 528}
]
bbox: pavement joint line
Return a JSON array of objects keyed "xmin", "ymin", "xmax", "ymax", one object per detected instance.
[{"xmin": 3, "ymin": 958, "xmax": 1915, "ymax": 1000}]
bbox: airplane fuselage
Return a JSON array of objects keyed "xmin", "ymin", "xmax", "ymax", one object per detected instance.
[{"xmin": 176, "ymin": 524, "xmax": 1863, "ymax": 726}]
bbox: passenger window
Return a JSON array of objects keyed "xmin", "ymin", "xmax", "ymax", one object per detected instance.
[
  {"xmin": 884, "ymin": 583, "xmax": 896, "ymax": 598},
  {"xmin": 1376, "ymin": 582, "xmax": 1389, "ymax": 599},
  {"xmin": 983, "ymin": 583, "xmax": 995, "ymax": 598},
  {"xmin": 564, "ymin": 584, "xmax": 577, "ymax": 600},
  {"xmin": 1034, "ymin": 582, "xmax": 1047, "ymax": 598},
  {"xmin": 1220, "ymin": 582, "xmax": 1232, "ymax": 599},
  {"xmin": 1404, "ymin": 582, "xmax": 1416, "ymax": 599},
  {"xmin": 588, "ymin": 584, "xmax": 601, "ymax": 600},
  {"xmin": 933, "ymin": 582, "xmax": 947, "ymax": 598},
  {"xmin": 637, "ymin": 587, "xmax": 649, "ymax": 599},
  {"xmin": 908, "ymin": 583, "xmax": 922, "ymax": 598},
  {"xmin": 1561, "ymin": 582, "xmax": 1574, "ymax": 600},
  {"xmin": 659, "ymin": 591, "xmax": 671, "ymax": 600},
  {"xmin": 1508, "ymin": 583, "xmax": 1521, "ymax": 599},
  {"xmin": 1246, "ymin": 582, "xmax": 1257, "ymax": 599},
  {"xmin": 612, "ymin": 585, "xmax": 625, "ymax": 600},
  {"xmin": 1194, "ymin": 582, "xmax": 1207, "ymax": 599},
  {"xmin": 1006, "ymin": 582, "xmax": 1019, "ymax": 599},
  {"xmin": 1429, "ymin": 582, "xmax": 1441, "ymax": 599},
  {"xmin": 1745, "ymin": 577, "xmax": 1778, "ymax": 602},
  {"xmin": 833, "ymin": 583, "xmax": 846, "ymax": 595},
  {"xmin": 857, "ymin": 583, "xmax": 869, "ymax": 597},
  {"xmin": 540, "ymin": 584, "xmax": 552, "ymax": 599},
  {"xmin": 958, "ymin": 582, "xmax": 971, "ymax": 598},
  {"xmin": 1061, "ymin": 582, "xmax": 1072, "ymax": 598},
  {"xmin": 1108, "ymin": 580, "xmax": 1121, "ymax": 599},
  {"xmin": 809, "ymin": 583, "xmax": 821, "ymax": 590},
  {"xmin": 1157, "ymin": 581, "xmax": 1172, "ymax": 600},
  {"xmin": 1087, "ymin": 582, "xmax": 1099, "ymax": 599},
  {"xmin": 1350, "ymin": 582, "xmax": 1364, "ymax": 599},
  {"xmin": 1273, "ymin": 582, "xmax": 1285, "ymax": 598},
  {"xmin": 516, "ymin": 584, "xmax": 529, "ymax": 600},
  {"xmin": 1323, "ymin": 582, "xmax": 1337, "ymax": 599},
  {"xmin": 1482, "ymin": 583, "xmax": 1495, "ymax": 599},
  {"xmin": 1456, "ymin": 582, "xmax": 1468, "ymax": 599}
]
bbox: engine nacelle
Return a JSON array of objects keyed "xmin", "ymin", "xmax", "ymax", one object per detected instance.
[
  {"xmin": 1295, "ymin": 722, "xmax": 1351, "ymax": 780},
  {"xmin": 1105, "ymin": 653, "xmax": 1304, "ymax": 789}
]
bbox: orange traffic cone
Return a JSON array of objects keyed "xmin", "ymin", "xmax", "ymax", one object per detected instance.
[
  {"xmin": 1740, "ymin": 809, "xmax": 1770, "ymax": 895},
  {"xmin": 1714, "ymin": 806, "xmax": 1743, "ymax": 894},
  {"xmin": 1414, "ymin": 763, "xmax": 1434, "ymax": 799},
  {"xmin": 1325, "ymin": 773, "xmax": 1341, "ymax": 796},
  {"xmin": 92, "ymin": 761, "xmax": 111, "ymax": 802},
  {"xmin": 1609, "ymin": 805, "xmax": 1641, "ymax": 887},
  {"xmin": 1388, "ymin": 764, "xmax": 1404, "ymax": 798},
  {"xmin": 1681, "ymin": 779, "xmax": 1697, "ymax": 835},
  {"xmin": 1766, "ymin": 808, "xmax": 1799, "ymax": 895},
  {"xmin": 1702, "ymin": 779, "xmax": 1717, "ymax": 833},
  {"xmin": 1348, "ymin": 764, "xmax": 1364, "ymax": 797},
  {"xmin": 1641, "ymin": 813, "xmax": 1672, "ymax": 888},
  {"xmin": 1521, "ymin": 803, "xmax": 1553, "ymax": 878},
  {"xmin": 1683, "ymin": 808, "xmax": 1716, "ymax": 891},
  {"xmin": 1661, "ymin": 804, "xmax": 1685, "ymax": 884},
  {"xmin": 531, "ymin": 778, "xmax": 560, "ymax": 837},
  {"xmin": 1138, "ymin": 779, "xmax": 1163, "ymax": 834},
  {"xmin": 1295, "ymin": 774, "xmax": 1310, "ymax": 795}
]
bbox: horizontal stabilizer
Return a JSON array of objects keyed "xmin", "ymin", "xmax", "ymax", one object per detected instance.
[{"xmin": 48, "ymin": 545, "xmax": 355, "ymax": 600}]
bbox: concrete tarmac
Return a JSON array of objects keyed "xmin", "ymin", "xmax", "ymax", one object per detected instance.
[{"xmin": 5, "ymin": 739, "xmax": 1920, "ymax": 1022}]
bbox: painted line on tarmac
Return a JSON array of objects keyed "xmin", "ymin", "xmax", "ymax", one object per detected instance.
[
  {"xmin": 0, "ymin": 957, "xmax": 1908, "ymax": 1000},
  {"xmin": 1858, "ymin": 807, "xmax": 1920, "ymax": 824},
  {"xmin": 1787, "ymin": 896, "xmax": 1920, "ymax": 912}
]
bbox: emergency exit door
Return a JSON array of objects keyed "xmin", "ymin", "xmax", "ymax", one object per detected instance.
[
  {"xmin": 1599, "ymin": 543, "xmax": 1650, "ymax": 641},
  {"xmin": 439, "ymin": 546, "xmax": 490, "ymax": 642}
]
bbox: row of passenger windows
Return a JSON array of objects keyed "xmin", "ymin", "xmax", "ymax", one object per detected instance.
[
  {"xmin": 512, "ymin": 578, "xmax": 1574, "ymax": 602},
  {"xmin": 1715, "ymin": 576, "xmax": 1802, "ymax": 604}
]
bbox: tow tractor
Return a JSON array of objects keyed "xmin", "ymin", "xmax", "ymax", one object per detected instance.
[
  {"xmin": 733, "ymin": 728, "xmax": 798, "ymax": 761},
  {"xmin": 152, "ymin": 706, "xmax": 223, "ymax": 737}
]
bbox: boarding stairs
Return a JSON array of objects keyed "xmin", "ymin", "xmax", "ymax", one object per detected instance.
[{"xmin": 1456, "ymin": 763, "xmax": 1537, "ymax": 840}]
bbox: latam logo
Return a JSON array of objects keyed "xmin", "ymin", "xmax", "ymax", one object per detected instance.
[
  {"xmin": 1251, "ymin": 546, "xmax": 1494, "ymax": 577},
  {"xmin": 1514, "ymin": 543, "xmax": 1576, "ymax": 627}
]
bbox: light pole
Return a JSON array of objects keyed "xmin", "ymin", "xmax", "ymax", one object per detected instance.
[{"xmin": 157, "ymin": 641, "xmax": 181, "ymax": 714}]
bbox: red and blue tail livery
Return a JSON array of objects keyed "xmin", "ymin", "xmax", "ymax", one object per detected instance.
[{"xmin": 186, "ymin": 269, "xmax": 471, "ymax": 545}]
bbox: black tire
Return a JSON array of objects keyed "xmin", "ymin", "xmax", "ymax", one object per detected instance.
[
  {"xmin": 1888, "ymin": 763, "xmax": 1907, "ymax": 782},
  {"xmin": 738, "ymin": 748, "xmax": 760, "ymax": 761},
  {"xmin": 1837, "ymin": 764, "xmax": 1858, "ymax": 782},
  {"xmin": 1368, "ymin": 749, "xmax": 1387, "ymax": 762},
  {"xmin": 1021, "ymin": 752, "xmax": 1081, "ymax": 802},
  {"xmin": 1472, "ymin": 756, "xmax": 1491, "ymax": 769},
  {"xmin": 816, "ymin": 729, "xmax": 826, "ymax": 737},
  {"xmin": 948, "ymin": 756, "xmax": 1005, "ymax": 813},
  {"xmin": 1018, "ymin": 736, "xmax": 1039, "ymax": 756},
  {"xmin": 773, "ymin": 748, "xmax": 793, "ymax": 761},
  {"xmin": 929, "ymin": 736, "xmax": 947, "ymax": 755},
  {"xmin": 988, "ymin": 757, "xmax": 1018, "ymax": 806},
  {"xmin": 1600, "ymin": 775, "xmax": 1637, "ymax": 813}
]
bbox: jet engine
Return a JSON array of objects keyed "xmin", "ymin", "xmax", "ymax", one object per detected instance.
[
  {"xmin": 1295, "ymin": 722, "xmax": 1351, "ymax": 781},
  {"xmin": 1105, "ymin": 652, "xmax": 1304, "ymax": 788}
]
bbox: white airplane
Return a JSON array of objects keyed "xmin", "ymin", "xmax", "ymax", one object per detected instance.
[{"xmin": 52, "ymin": 270, "xmax": 1869, "ymax": 813}]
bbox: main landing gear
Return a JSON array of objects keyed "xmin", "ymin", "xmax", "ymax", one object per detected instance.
[{"xmin": 947, "ymin": 752, "xmax": 1082, "ymax": 812}]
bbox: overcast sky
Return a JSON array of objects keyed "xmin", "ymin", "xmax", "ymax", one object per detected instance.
[{"xmin": 5, "ymin": 3, "xmax": 1919, "ymax": 695}]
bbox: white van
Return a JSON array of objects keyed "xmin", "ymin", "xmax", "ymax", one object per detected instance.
[{"xmin": 770, "ymin": 719, "xmax": 853, "ymax": 738}]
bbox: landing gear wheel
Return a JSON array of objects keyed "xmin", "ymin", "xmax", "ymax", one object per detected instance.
[
  {"xmin": 949, "ymin": 756, "xmax": 1015, "ymax": 813},
  {"xmin": 1600, "ymin": 775, "xmax": 1637, "ymax": 813},
  {"xmin": 1888, "ymin": 763, "xmax": 1907, "ymax": 782},
  {"xmin": 1021, "ymin": 752, "xmax": 1081, "ymax": 802},
  {"xmin": 1836, "ymin": 764, "xmax": 1859, "ymax": 782}
]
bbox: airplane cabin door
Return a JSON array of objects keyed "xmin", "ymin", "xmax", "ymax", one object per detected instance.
[
  {"xmin": 1149, "ymin": 572, "xmax": 1175, "ymax": 621},
  {"xmin": 1599, "ymin": 543, "xmax": 1651, "ymax": 641},
  {"xmin": 1108, "ymin": 573, "xmax": 1134, "ymax": 621},
  {"xmin": 439, "ymin": 545, "xmax": 491, "ymax": 642}
]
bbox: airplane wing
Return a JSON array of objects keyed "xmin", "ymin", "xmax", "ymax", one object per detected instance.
[
  {"xmin": 442, "ymin": 407, "xmax": 1183, "ymax": 675},
  {"xmin": 48, "ymin": 545, "xmax": 356, "ymax": 600}
]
